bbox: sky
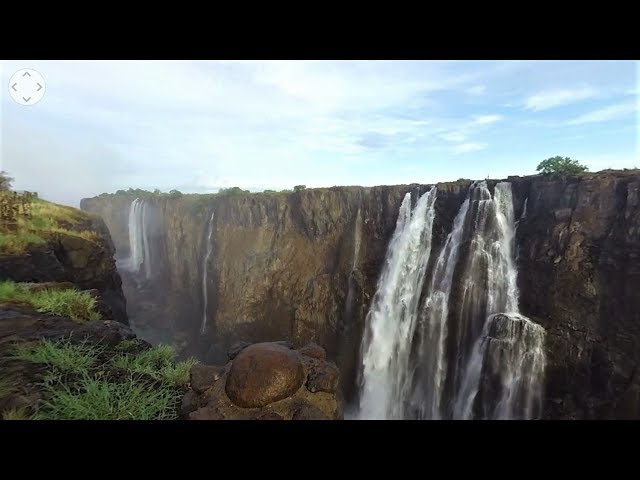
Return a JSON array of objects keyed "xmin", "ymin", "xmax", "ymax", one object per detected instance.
[{"xmin": 0, "ymin": 60, "xmax": 638, "ymax": 207}]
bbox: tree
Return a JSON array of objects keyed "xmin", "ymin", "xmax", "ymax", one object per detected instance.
[
  {"xmin": 168, "ymin": 189, "xmax": 183, "ymax": 198},
  {"xmin": 536, "ymin": 156, "xmax": 589, "ymax": 175},
  {"xmin": 0, "ymin": 171, "xmax": 14, "ymax": 191},
  {"xmin": 294, "ymin": 185, "xmax": 307, "ymax": 192}
]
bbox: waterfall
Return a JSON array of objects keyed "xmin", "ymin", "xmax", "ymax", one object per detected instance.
[
  {"xmin": 454, "ymin": 313, "xmax": 546, "ymax": 419},
  {"xmin": 127, "ymin": 198, "xmax": 152, "ymax": 279},
  {"xmin": 352, "ymin": 208, "xmax": 363, "ymax": 272},
  {"xmin": 357, "ymin": 181, "xmax": 546, "ymax": 420},
  {"xmin": 410, "ymin": 197, "xmax": 470, "ymax": 419},
  {"xmin": 358, "ymin": 188, "xmax": 438, "ymax": 420},
  {"xmin": 200, "ymin": 211, "xmax": 216, "ymax": 335},
  {"xmin": 344, "ymin": 208, "xmax": 363, "ymax": 333}
]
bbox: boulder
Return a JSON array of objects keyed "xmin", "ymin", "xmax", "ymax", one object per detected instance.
[
  {"xmin": 306, "ymin": 361, "xmax": 339, "ymax": 394},
  {"xmin": 190, "ymin": 364, "xmax": 225, "ymax": 394},
  {"xmin": 292, "ymin": 402, "xmax": 330, "ymax": 420},
  {"xmin": 225, "ymin": 342, "xmax": 304, "ymax": 408},
  {"xmin": 299, "ymin": 342, "xmax": 326, "ymax": 360}
]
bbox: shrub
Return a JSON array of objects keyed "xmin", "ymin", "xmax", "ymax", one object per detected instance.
[{"xmin": 293, "ymin": 185, "xmax": 307, "ymax": 192}]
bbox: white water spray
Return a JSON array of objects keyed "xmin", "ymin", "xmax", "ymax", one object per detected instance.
[{"xmin": 358, "ymin": 188, "xmax": 438, "ymax": 420}]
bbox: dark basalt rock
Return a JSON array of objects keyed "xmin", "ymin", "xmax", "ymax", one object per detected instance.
[{"xmin": 292, "ymin": 402, "xmax": 330, "ymax": 420}]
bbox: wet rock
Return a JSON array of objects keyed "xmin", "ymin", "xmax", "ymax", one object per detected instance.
[
  {"xmin": 227, "ymin": 341, "xmax": 251, "ymax": 360},
  {"xmin": 292, "ymin": 402, "xmax": 330, "ymax": 420},
  {"xmin": 188, "ymin": 406, "xmax": 226, "ymax": 420},
  {"xmin": 190, "ymin": 364, "xmax": 225, "ymax": 394},
  {"xmin": 225, "ymin": 342, "xmax": 304, "ymax": 408},
  {"xmin": 254, "ymin": 410, "xmax": 285, "ymax": 420},
  {"xmin": 180, "ymin": 390, "xmax": 200, "ymax": 417},
  {"xmin": 299, "ymin": 342, "xmax": 326, "ymax": 360},
  {"xmin": 306, "ymin": 361, "xmax": 339, "ymax": 394}
]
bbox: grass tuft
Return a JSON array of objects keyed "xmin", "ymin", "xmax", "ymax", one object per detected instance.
[
  {"xmin": 111, "ymin": 344, "xmax": 198, "ymax": 387},
  {"xmin": 12, "ymin": 338, "xmax": 101, "ymax": 375},
  {"xmin": 0, "ymin": 281, "xmax": 101, "ymax": 322},
  {"xmin": 13, "ymin": 338, "xmax": 195, "ymax": 420},
  {"xmin": 35, "ymin": 374, "xmax": 179, "ymax": 420}
]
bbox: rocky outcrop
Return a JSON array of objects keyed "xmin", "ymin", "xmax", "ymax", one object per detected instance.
[
  {"xmin": 82, "ymin": 170, "xmax": 640, "ymax": 419},
  {"xmin": 0, "ymin": 215, "xmax": 128, "ymax": 325},
  {"xmin": 181, "ymin": 342, "xmax": 343, "ymax": 420}
]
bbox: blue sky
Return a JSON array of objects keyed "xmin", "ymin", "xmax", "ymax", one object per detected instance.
[{"xmin": 1, "ymin": 60, "xmax": 638, "ymax": 206}]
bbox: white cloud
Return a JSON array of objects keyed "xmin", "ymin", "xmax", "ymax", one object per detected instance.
[
  {"xmin": 472, "ymin": 114, "xmax": 503, "ymax": 125},
  {"xmin": 525, "ymin": 86, "xmax": 597, "ymax": 111},
  {"xmin": 567, "ymin": 102, "xmax": 636, "ymax": 125},
  {"xmin": 466, "ymin": 85, "xmax": 486, "ymax": 96},
  {"xmin": 439, "ymin": 131, "xmax": 466, "ymax": 142},
  {"xmin": 452, "ymin": 143, "xmax": 487, "ymax": 154}
]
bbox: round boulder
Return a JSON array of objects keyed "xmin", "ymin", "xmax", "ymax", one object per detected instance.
[{"xmin": 225, "ymin": 342, "xmax": 305, "ymax": 408}]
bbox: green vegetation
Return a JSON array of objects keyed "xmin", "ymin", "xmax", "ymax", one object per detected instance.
[
  {"xmin": 10, "ymin": 338, "xmax": 197, "ymax": 420},
  {"xmin": 12, "ymin": 338, "xmax": 101, "ymax": 373},
  {"xmin": 0, "ymin": 281, "xmax": 101, "ymax": 322},
  {"xmin": 0, "ymin": 185, "xmax": 103, "ymax": 254},
  {"xmin": 37, "ymin": 375, "xmax": 179, "ymax": 420},
  {"xmin": 111, "ymin": 344, "xmax": 197, "ymax": 387},
  {"xmin": 0, "ymin": 231, "xmax": 47, "ymax": 254},
  {"xmin": 218, "ymin": 186, "xmax": 251, "ymax": 195},
  {"xmin": 293, "ymin": 185, "xmax": 307, "ymax": 192},
  {"xmin": 536, "ymin": 156, "xmax": 589, "ymax": 175}
]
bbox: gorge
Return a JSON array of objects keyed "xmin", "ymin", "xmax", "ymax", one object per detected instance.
[{"xmin": 80, "ymin": 169, "xmax": 640, "ymax": 420}]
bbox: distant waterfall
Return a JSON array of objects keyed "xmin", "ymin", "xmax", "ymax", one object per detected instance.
[
  {"xmin": 127, "ymin": 198, "xmax": 152, "ymax": 279},
  {"xmin": 358, "ymin": 188, "xmax": 438, "ymax": 420},
  {"xmin": 200, "ymin": 211, "xmax": 216, "ymax": 335},
  {"xmin": 344, "ymin": 209, "xmax": 363, "ymax": 326},
  {"xmin": 357, "ymin": 181, "xmax": 546, "ymax": 420},
  {"xmin": 352, "ymin": 208, "xmax": 363, "ymax": 271}
]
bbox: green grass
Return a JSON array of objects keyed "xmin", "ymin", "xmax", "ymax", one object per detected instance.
[
  {"xmin": 0, "ymin": 231, "xmax": 46, "ymax": 254},
  {"xmin": 0, "ymin": 280, "xmax": 101, "ymax": 322},
  {"xmin": 35, "ymin": 374, "xmax": 180, "ymax": 420},
  {"xmin": 12, "ymin": 338, "xmax": 101, "ymax": 375},
  {"xmin": 12, "ymin": 338, "xmax": 198, "ymax": 420},
  {"xmin": 111, "ymin": 344, "xmax": 198, "ymax": 387}
]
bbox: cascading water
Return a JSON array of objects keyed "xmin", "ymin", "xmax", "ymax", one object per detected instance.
[
  {"xmin": 451, "ymin": 182, "xmax": 545, "ymax": 419},
  {"xmin": 357, "ymin": 181, "xmax": 546, "ymax": 420},
  {"xmin": 409, "ymin": 197, "xmax": 470, "ymax": 419},
  {"xmin": 454, "ymin": 313, "xmax": 545, "ymax": 420},
  {"xmin": 358, "ymin": 188, "xmax": 438, "ymax": 420},
  {"xmin": 127, "ymin": 198, "xmax": 152, "ymax": 279},
  {"xmin": 200, "ymin": 211, "xmax": 216, "ymax": 335}
]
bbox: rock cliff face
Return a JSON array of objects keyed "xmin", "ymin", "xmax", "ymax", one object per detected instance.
[{"xmin": 81, "ymin": 170, "xmax": 640, "ymax": 418}]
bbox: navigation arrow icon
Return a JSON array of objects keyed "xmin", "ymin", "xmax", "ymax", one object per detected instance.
[
  {"xmin": 22, "ymin": 71, "xmax": 31, "ymax": 77},
  {"xmin": 12, "ymin": 83, "xmax": 18, "ymax": 91},
  {"xmin": 37, "ymin": 83, "xmax": 43, "ymax": 91},
  {"xmin": 23, "ymin": 96, "xmax": 31, "ymax": 102}
]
